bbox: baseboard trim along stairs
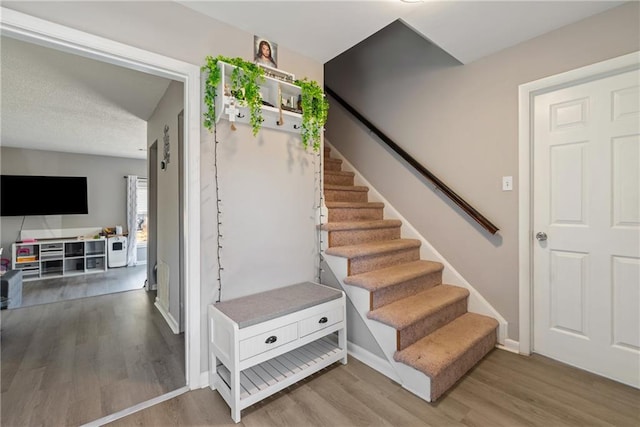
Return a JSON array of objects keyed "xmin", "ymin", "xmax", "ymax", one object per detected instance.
[{"xmin": 321, "ymin": 142, "xmax": 507, "ymax": 402}]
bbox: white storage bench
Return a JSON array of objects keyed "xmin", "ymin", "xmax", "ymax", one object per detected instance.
[{"xmin": 208, "ymin": 281, "xmax": 347, "ymax": 422}]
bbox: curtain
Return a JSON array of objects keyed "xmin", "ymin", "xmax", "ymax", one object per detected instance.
[{"xmin": 126, "ymin": 175, "xmax": 138, "ymax": 266}]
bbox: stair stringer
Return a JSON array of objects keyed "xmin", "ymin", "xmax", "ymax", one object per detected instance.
[
  {"xmin": 323, "ymin": 253, "xmax": 432, "ymax": 402},
  {"xmin": 323, "ymin": 141, "xmax": 508, "ymax": 345}
]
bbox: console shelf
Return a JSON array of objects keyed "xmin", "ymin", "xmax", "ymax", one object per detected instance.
[{"xmin": 12, "ymin": 238, "xmax": 107, "ymax": 281}]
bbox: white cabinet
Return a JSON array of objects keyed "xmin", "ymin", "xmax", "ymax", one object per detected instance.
[
  {"xmin": 12, "ymin": 238, "xmax": 107, "ymax": 281},
  {"xmin": 208, "ymin": 281, "xmax": 347, "ymax": 423},
  {"xmin": 214, "ymin": 61, "xmax": 303, "ymax": 134}
]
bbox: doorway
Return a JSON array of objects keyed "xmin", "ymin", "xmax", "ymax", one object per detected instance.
[
  {"xmin": 519, "ymin": 52, "xmax": 639, "ymax": 388},
  {"xmin": 0, "ymin": 6, "xmax": 201, "ymax": 423}
]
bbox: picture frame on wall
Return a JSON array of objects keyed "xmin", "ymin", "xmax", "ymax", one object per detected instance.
[{"xmin": 254, "ymin": 36, "xmax": 278, "ymax": 69}]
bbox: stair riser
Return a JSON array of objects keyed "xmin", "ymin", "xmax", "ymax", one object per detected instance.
[
  {"xmin": 348, "ymin": 248, "xmax": 420, "ymax": 276},
  {"xmin": 324, "ymin": 160, "xmax": 343, "ymax": 172},
  {"xmin": 324, "ymin": 190, "xmax": 368, "ymax": 203},
  {"xmin": 327, "ymin": 207, "xmax": 384, "ymax": 222},
  {"xmin": 328, "ymin": 227, "xmax": 401, "ymax": 247},
  {"xmin": 430, "ymin": 329, "xmax": 497, "ymax": 401},
  {"xmin": 397, "ymin": 298, "xmax": 468, "ymax": 351},
  {"xmin": 370, "ymin": 271, "xmax": 443, "ymax": 310},
  {"xmin": 324, "ymin": 174, "xmax": 355, "ymax": 186}
]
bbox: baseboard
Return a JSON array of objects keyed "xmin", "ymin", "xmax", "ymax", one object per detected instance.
[
  {"xmin": 497, "ymin": 338, "xmax": 520, "ymax": 354},
  {"xmin": 200, "ymin": 371, "xmax": 211, "ymax": 389},
  {"xmin": 154, "ymin": 300, "xmax": 180, "ymax": 334},
  {"xmin": 347, "ymin": 341, "xmax": 401, "ymax": 383},
  {"xmin": 81, "ymin": 386, "xmax": 189, "ymax": 427}
]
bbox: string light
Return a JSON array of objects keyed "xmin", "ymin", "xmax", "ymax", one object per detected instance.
[
  {"xmin": 214, "ymin": 125, "xmax": 224, "ymax": 303},
  {"xmin": 317, "ymin": 141, "xmax": 325, "ymax": 283}
]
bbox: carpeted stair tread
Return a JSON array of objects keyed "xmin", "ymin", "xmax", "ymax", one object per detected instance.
[
  {"xmin": 325, "ymin": 239, "xmax": 421, "ymax": 258},
  {"xmin": 394, "ymin": 312, "xmax": 498, "ymax": 378},
  {"xmin": 324, "ymin": 158, "xmax": 343, "ymax": 172},
  {"xmin": 367, "ymin": 285, "xmax": 469, "ymax": 329},
  {"xmin": 325, "ymin": 201, "xmax": 385, "ymax": 209},
  {"xmin": 321, "ymin": 219, "xmax": 402, "ymax": 231},
  {"xmin": 324, "ymin": 184, "xmax": 369, "ymax": 193},
  {"xmin": 344, "ymin": 260, "xmax": 443, "ymax": 291},
  {"xmin": 324, "ymin": 170, "xmax": 355, "ymax": 177}
]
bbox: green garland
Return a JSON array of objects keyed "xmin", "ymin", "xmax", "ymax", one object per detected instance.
[
  {"xmin": 295, "ymin": 78, "xmax": 329, "ymax": 152},
  {"xmin": 202, "ymin": 55, "xmax": 265, "ymax": 136},
  {"xmin": 201, "ymin": 55, "xmax": 328, "ymax": 151}
]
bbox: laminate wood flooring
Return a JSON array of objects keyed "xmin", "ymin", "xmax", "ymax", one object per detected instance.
[
  {"xmin": 110, "ymin": 348, "xmax": 640, "ymax": 427},
  {"xmin": 1, "ymin": 289, "xmax": 185, "ymax": 426},
  {"xmin": 16, "ymin": 264, "xmax": 147, "ymax": 308}
]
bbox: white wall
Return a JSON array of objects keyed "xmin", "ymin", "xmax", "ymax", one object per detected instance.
[
  {"xmin": 147, "ymin": 80, "xmax": 184, "ymax": 328},
  {"xmin": 0, "ymin": 147, "xmax": 146, "ymax": 257},
  {"xmin": 2, "ymin": 1, "xmax": 324, "ymax": 375},
  {"xmin": 204, "ymin": 123, "xmax": 321, "ymax": 302},
  {"xmin": 325, "ymin": 2, "xmax": 640, "ymax": 342}
]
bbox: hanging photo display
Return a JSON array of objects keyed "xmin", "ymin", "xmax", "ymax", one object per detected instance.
[{"xmin": 254, "ymin": 35, "xmax": 278, "ymax": 69}]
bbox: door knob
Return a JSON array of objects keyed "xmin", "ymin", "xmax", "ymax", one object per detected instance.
[{"xmin": 536, "ymin": 232, "xmax": 548, "ymax": 241}]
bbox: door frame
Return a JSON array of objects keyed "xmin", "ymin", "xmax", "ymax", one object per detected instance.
[
  {"xmin": 0, "ymin": 8, "xmax": 202, "ymax": 388},
  {"xmin": 518, "ymin": 51, "xmax": 640, "ymax": 355}
]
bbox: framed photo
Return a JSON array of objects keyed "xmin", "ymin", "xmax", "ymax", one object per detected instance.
[{"xmin": 254, "ymin": 36, "xmax": 278, "ymax": 69}]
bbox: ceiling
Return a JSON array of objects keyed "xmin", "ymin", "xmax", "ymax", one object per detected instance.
[
  {"xmin": 0, "ymin": 1, "xmax": 626, "ymax": 159},
  {"xmin": 179, "ymin": 1, "xmax": 626, "ymax": 64},
  {"xmin": 1, "ymin": 36, "xmax": 172, "ymax": 160}
]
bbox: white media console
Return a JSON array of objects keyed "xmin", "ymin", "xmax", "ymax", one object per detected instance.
[{"xmin": 12, "ymin": 238, "xmax": 107, "ymax": 281}]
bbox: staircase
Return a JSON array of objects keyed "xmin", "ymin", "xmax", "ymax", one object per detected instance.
[{"xmin": 321, "ymin": 145, "xmax": 499, "ymax": 401}]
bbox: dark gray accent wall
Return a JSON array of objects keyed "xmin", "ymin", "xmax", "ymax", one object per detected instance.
[{"xmin": 325, "ymin": 2, "xmax": 640, "ymax": 341}]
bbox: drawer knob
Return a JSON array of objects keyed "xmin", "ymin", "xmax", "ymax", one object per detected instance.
[
  {"xmin": 318, "ymin": 317, "xmax": 328, "ymax": 324},
  {"xmin": 265, "ymin": 335, "xmax": 278, "ymax": 344}
]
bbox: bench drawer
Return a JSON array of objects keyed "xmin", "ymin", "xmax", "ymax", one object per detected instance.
[{"xmin": 239, "ymin": 322, "xmax": 298, "ymax": 361}]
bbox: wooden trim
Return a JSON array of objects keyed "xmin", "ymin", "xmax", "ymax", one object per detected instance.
[{"xmin": 325, "ymin": 86, "xmax": 499, "ymax": 235}]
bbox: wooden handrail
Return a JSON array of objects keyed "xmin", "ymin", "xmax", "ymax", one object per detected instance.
[{"xmin": 325, "ymin": 85, "xmax": 499, "ymax": 235}]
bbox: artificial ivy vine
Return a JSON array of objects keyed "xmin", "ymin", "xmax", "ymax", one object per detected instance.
[
  {"xmin": 295, "ymin": 78, "xmax": 329, "ymax": 152},
  {"xmin": 201, "ymin": 55, "xmax": 328, "ymax": 152},
  {"xmin": 202, "ymin": 55, "xmax": 265, "ymax": 136}
]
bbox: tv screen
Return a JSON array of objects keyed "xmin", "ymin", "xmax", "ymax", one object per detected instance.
[{"xmin": 0, "ymin": 175, "xmax": 88, "ymax": 216}]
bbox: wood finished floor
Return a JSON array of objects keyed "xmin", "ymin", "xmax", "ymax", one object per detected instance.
[
  {"xmin": 110, "ymin": 349, "xmax": 640, "ymax": 427},
  {"xmin": 1, "ymin": 288, "xmax": 185, "ymax": 426},
  {"xmin": 17, "ymin": 264, "xmax": 147, "ymax": 309}
]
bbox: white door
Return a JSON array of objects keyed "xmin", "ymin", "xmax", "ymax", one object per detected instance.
[{"xmin": 533, "ymin": 68, "xmax": 640, "ymax": 388}]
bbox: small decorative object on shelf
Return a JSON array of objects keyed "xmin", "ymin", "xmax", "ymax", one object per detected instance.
[
  {"xmin": 201, "ymin": 54, "xmax": 328, "ymax": 152},
  {"xmin": 256, "ymin": 63, "xmax": 295, "ymax": 84}
]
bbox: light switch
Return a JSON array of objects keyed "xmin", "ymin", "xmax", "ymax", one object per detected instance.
[{"xmin": 502, "ymin": 176, "xmax": 513, "ymax": 191}]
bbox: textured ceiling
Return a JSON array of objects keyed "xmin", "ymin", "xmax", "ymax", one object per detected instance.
[{"xmin": 0, "ymin": 36, "xmax": 172, "ymax": 160}]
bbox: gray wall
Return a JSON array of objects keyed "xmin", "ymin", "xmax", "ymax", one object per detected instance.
[
  {"xmin": 325, "ymin": 2, "xmax": 640, "ymax": 341},
  {"xmin": 0, "ymin": 147, "xmax": 146, "ymax": 256},
  {"xmin": 147, "ymin": 80, "xmax": 184, "ymax": 329}
]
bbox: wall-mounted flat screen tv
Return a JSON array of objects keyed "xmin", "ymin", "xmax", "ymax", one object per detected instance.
[{"xmin": 0, "ymin": 175, "xmax": 88, "ymax": 216}]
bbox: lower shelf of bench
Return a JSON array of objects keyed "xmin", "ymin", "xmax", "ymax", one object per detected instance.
[{"xmin": 215, "ymin": 334, "xmax": 344, "ymax": 411}]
